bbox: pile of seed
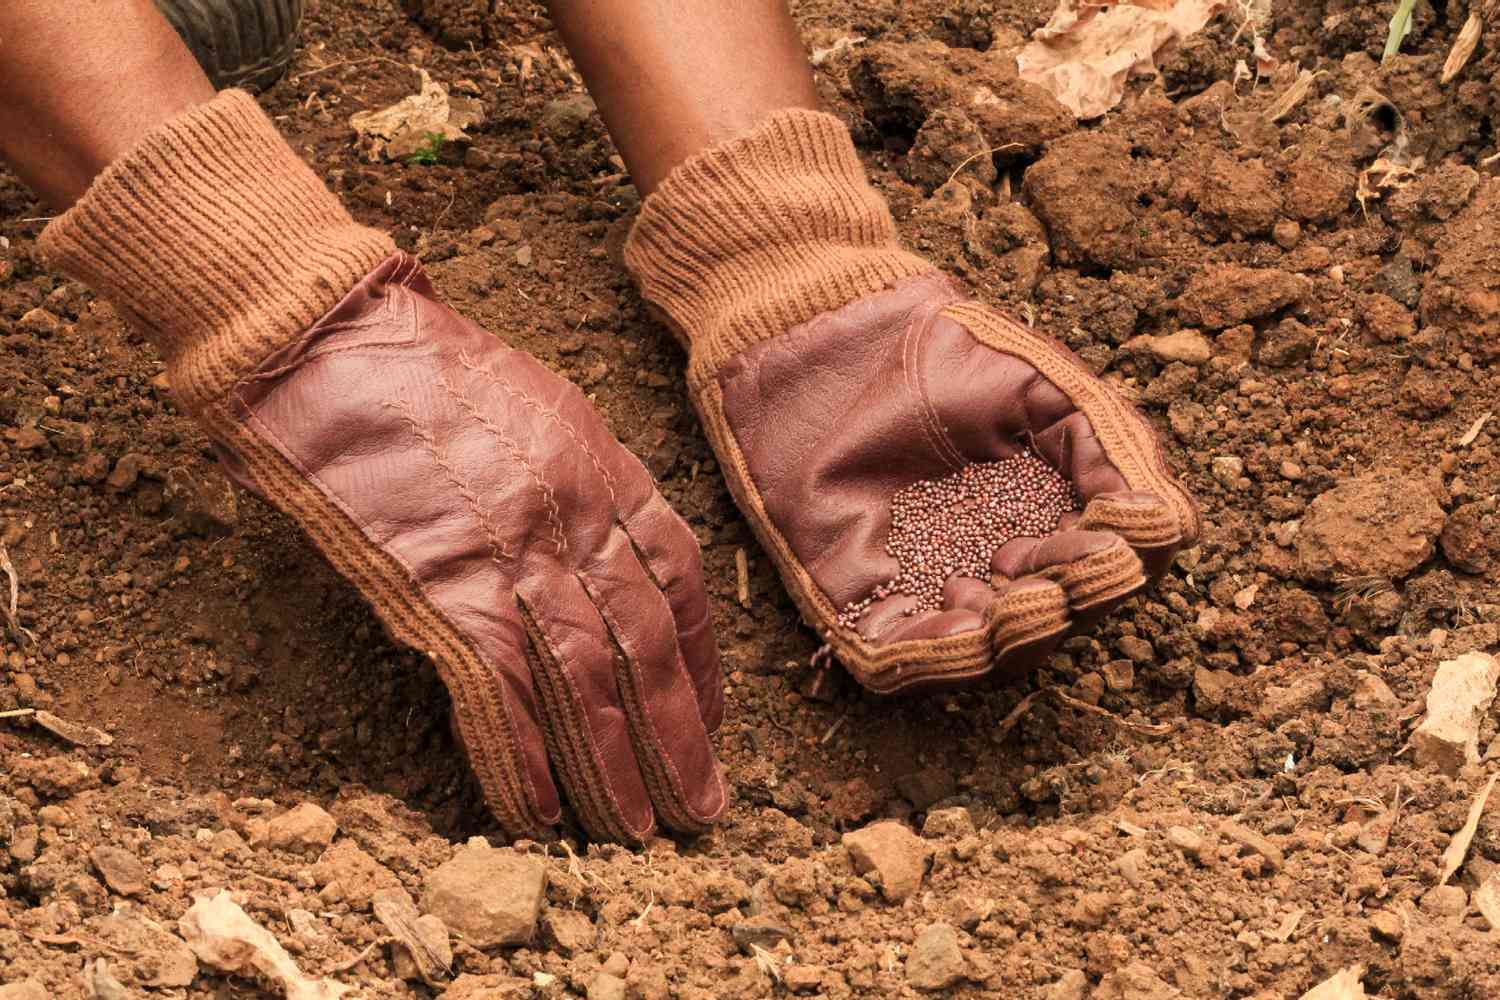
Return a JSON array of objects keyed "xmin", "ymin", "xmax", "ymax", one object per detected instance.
[{"xmin": 837, "ymin": 451, "xmax": 1079, "ymax": 630}]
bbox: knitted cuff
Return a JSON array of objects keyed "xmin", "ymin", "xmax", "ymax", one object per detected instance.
[
  {"xmin": 39, "ymin": 89, "xmax": 395, "ymax": 412},
  {"xmin": 623, "ymin": 109, "xmax": 936, "ymax": 378}
]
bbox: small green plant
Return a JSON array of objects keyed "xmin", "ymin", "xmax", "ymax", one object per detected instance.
[
  {"xmin": 1382, "ymin": 0, "xmax": 1418, "ymax": 64},
  {"xmin": 406, "ymin": 131, "xmax": 446, "ymax": 166}
]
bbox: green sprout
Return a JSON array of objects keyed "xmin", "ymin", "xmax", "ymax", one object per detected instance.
[
  {"xmin": 1382, "ymin": 0, "xmax": 1418, "ymax": 64},
  {"xmin": 406, "ymin": 131, "xmax": 447, "ymax": 166}
]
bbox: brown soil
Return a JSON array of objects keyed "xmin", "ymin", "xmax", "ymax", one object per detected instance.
[{"xmin": 3, "ymin": 1, "xmax": 1500, "ymax": 997}]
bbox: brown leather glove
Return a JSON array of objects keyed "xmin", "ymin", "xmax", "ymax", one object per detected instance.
[
  {"xmin": 40, "ymin": 91, "xmax": 725, "ymax": 841},
  {"xmin": 626, "ymin": 110, "xmax": 1199, "ymax": 694}
]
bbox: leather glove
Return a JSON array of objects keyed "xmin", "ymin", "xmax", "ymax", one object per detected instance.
[
  {"xmin": 626, "ymin": 109, "xmax": 1199, "ymax": 694},
  {"xmin": 40, "ymin": 91, "xmax": 725, "ymax": 841}
]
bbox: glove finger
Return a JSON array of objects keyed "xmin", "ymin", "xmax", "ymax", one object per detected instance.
[
  {"xmin": 1079, "ymin": 490, "xmax": 1185, "ymax": 580},
  {"xmin": 517, "ymin": 574, "xmax": 657, "ymax": 842},
  {"xmin": 940, "ymin": 302, "xmax": 1199, "ymax": 549},
  {"xmin": 576, "ymin": 527, "xmax": 727, "ymax": 833},
  {"xmin": 987, "ymin": 577, "xmax": 1072, "ymax": 680},
  {"xmin": 438, "ymin": 624, "xmax": 562, "ymax": 840},
  {"xmin": 992, "ymin": 529, "xmax": 1145, "ymax": 629},
  {"xmin": 616, "ymin": 489, "xmax": 724, "ymax": 734}
]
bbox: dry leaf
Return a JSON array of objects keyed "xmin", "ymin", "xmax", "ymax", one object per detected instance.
[
  {"xmin": 1018, "ymin": 0, "xmax": 1230, "ymax": 119},
  {"xmin": 348, "ymin": 69, "xmax": 485, "ymax": 161},
  {"xmin": 372, "ymin": 888, "xmax": 451, "ymax": 987},
  {"xmin": 1270, "ymin": 907, "xmax": 1305, "ymax": 942},
  {"xmin": 1265, "ymin": 68, "xmax": 1322, "ymax": 123},
  {"xmin": 33, "ymin": 710, "xmax": 113, "ymax": 748},
  {"xmin": 1474, "ymin": 872, "xmax": 1500, "ymax": 930},
  {"xmin": 1356, "ymin": 156, "xmax": 1424, "ymax": 216},
  {"xmin": 1440, "ymin": 771, "xmax": 1497, "ymax": 885},
  {"xmin": 180, "ymin": 890, "xmax": 350, "ymax": 1000},
  {"xmin": 810, "ymin": 35, "xmax": 866, "ymax": 66},
  {"xmin": 1442, "ymin": 12, "xmax": 1483, "ymax": 84},
  {"xmin": 1300, "ymin": 965, "xmax": 1368, "ymax": 1000},
  {"xmin": 1457, "ymin": 409, "xmax": 1492, "ymax": 447},
  {"xmin": 0, "ymin": 542, "xmax": 33, "ymax": 644}
]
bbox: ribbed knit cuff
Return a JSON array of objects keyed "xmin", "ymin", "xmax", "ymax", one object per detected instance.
[
  {"xmin": 39, "ymin": 89, "xmax": 395, "ymax": 412},
  {"xmin": 623, "ymin": 109, "xmax": 936, "ymax": 378}
]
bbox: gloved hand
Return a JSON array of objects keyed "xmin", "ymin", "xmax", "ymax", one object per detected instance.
[
  {"xmin": 627, "ymin": 109, "xmax": 1199, "ymax": 694},
  {"xmin": 41, "ymin": 91, "xmax": 725, "ymax": 841}
]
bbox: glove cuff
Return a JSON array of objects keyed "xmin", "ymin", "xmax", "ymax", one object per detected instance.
[
  {"xmin": 39, "ymin": 89, "xmax": 395, "ymax": 413},
  {"xmin": 623, "ymin": 108, "xmax": 936, "ymax": 378}
]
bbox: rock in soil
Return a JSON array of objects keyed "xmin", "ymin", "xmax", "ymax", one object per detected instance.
[
  {"xmin": 1413, "ymin": 651, "xmax": 1500, "ymax": 775},
  {"xmin": 420, "ymin": 839, "xmax": 546, "ymax": 947},
  {"xmin": 905, "ymin": 923, "xmax": 965, "ymax": 991},
  {"xmin": 1296, "ymin": 473, "xmax": 1446, "ymax": 581},
  {"xmin": 842, "ymin": 820, "xmax": 930, "ymax": 902}
]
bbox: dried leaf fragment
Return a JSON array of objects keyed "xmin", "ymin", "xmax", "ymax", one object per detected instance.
[
  {"xmin": 1439, "ymin": 771, "xmax": 1497, "ymax": 885},
  {"xmin": 348, "ymin": 69, "xmax": 484, "ymax": 162},
  {"xmin": 1300, "ymin": 965, "xmax": 1369, "ymax": 1000},
  {"xmin": 33, "ymin": 710, "xmax": 113, "ymax": 748},
  {"xmin": 372, "ymin": 887, "xmax": 451, "ymax": 987},
  {"xmin": 1442, "ymin": 12, "xmax": 1483, "ymax": 84},
  {"xmin": 1018, "ymin": 0, "xmax": 1230, "ymax": 119},
  {"xmin": 1265, "ymin": 68, "xmax": 1322, "ymax": 123},
  {"xmin": 180, "ymin": 890, "xmax": 350, "ymax": 1000},
  {"xmin": 1457, "ymin": 409, "xmax": 1492, "ymax": 447}
]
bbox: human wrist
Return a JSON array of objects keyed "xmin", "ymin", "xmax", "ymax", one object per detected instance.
[
  {"xmin": 623, "ymin": 108, "xmax": 936, "ymax": 380},
  {"xmin": 38, "ymin": 89, "xmax": 394, "ymax": 411}
]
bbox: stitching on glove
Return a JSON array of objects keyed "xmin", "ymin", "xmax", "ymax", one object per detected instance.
[
  {"xmin": 436, "ymin": 370, "xmax": 568, "ymax": 556},
  {"xmin": 385, "ymin": 397, "xmax": 516, "ymax": 564}
]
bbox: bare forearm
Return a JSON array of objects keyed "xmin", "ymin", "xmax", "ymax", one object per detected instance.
[
  {"xmin": 0, "ymin": 0, "xmax": 214, "ymax": 208},
  {"xmin": 546, "ymin": 0, "xmax": 818, "ymax": 194}
]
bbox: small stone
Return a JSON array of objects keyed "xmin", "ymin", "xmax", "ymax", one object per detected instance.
[
  {"xmin": 89, "ymin": 960, "xmax": 130, "ymax": 1000},
  {"xmin": 18, "ymin": 307, "xmax": 61, "ymax": 336},
  {"xmin": 1369, "ymin": 910, "xmax": 1403, "ymax": 942},
  {"xmin": 1192, "ymin": 667, "xmax": 1237, "ymax": 716},
  {"xmin": 1046, "ymin": 969, "xmax": 1090, "ymax": 1000},
  {"xmin": 1441, "ymin": 502, "xmax": 1499, "ymax": 575},
  {"xmin": 1176, "ymin": 265, "xmax": 1308, "ymax": 329},
  {"xmin": 1166, "ymin": 826, "xmax": 1208, "ymax": 863},
  {"xmin": 0, "ymin": 983, "xmax": 48, "ymax": 1000},
  {"xmin": 1115, "ymin": 847, "xmax": 1148, "ymax": 888},
  {"xmin": 843, "ymin": 821, "xmax": 930, "ymax": 902},
  {"xmin": 922, "ymin": 807, "xmax": 976, "ymax": 839},
  {"xmin": 1272, "ymin": 219, "xmax": 1302, "ymax": 249},
  {"xmin": 1297, "ymin": 474, "xmax": 1445, "ymax": 582},
  {"xmin": 1116, "ymin": 635, "xmax": 1154, "ymax": 664},
  {"xmin": 1219, "ymin": 820, "xmax": 1284, "ymax": 873},
  {"xmin": 1352, "ymin": 672, "xmax": 1399, "ymax": 710},
  {"xmin": 421, "ymin": 841, "xmax": 546, "ymax": 947},
  {"xmin": 731, "ymin": 913, "xmax": 793, "ymax": 955},
  {"xmin": 587, "ymin": 973, "xmax": 628, "ymax": 1000},
  {"xmin": 1095, "ymin": 961, "xmax": 1182, "ymax": 999},
  {"xmin": 542, "ymin": 909, "xmax": 595, "ymax": 955},
  {"xmin": 1102, "ymin": 659, "xmax": 1135, "ymax": 691},
  {"xmin": 895, "ymin": 766, "xmax": 957, "ymax": 811},
  {"xmin": 263, "ymin": 802, "xmax": 338, "ymax": 854},
  {"xmin": 1211, "ymin": 456, "xmax": 1245, "ymax": 487},
  {"xmin": 905, "ymin": 923, "xmax": 964, "ymax": 991},
  {"xmin": 1149, "ymin": 329, "xmax": 1212, "ymax": 365},
  {"xmin": 783, "ymin": 965, "xmax": 823, "ymax": 995},
  {"xmin": 311, "ymin": 840, "xmax": 401, "ymax": 911},
  {"xmin": 89, "ymin": 846, "xmax": 148, "ymax": 897},
  {"xmin": 1419, "ymin": 884, "xmax": 1468, "ymax": 920},
  {"xmin": 1413, "ymin": 652, "xmax": 1500, "ymax": 776},
  {"xmin": 625, "ymin": 964, "xmax": 670, "ymax": 1000},
  {"xmin": 1357, "ymin": 811, "xmax": 1393, "ymax": 856},
  {"xmin": 106, "ymin": 453, "xmax": 148, "ymax": 493}
]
